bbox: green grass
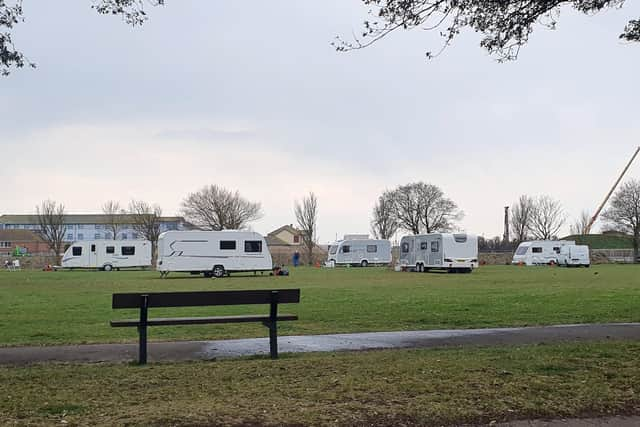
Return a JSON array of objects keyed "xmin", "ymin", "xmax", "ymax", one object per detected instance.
[
  {"xmin": 1, "ymin": 265, "xmax": 639, "ymax": 346},
  {"xmin": 563, "ymin": 234, "xmax": 635, "ymax": 249},
  {"xmin": 1, "ymin": 341, "xmax": 639, "ymax": 426}
]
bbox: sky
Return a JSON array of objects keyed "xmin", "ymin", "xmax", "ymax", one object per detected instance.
[{"xmin": 1, "ymin": 1, "xmax": 639, "ymax": 244}]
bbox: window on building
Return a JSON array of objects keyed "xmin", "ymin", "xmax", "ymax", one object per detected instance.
[
  {"xmin": 420, "ymin": 241, "xmax": 428, "ymax": 250},
  {"xmin": 77, "ymin": 233, "xmax": 84, "ymax": 240},
  {"xmin": 131, "ymin": 233, "xmax": 138, "ymax": 239},
  {"xmin": 72, "ymin": 246, "xmax": 82, "ymax": 256},
  {"xmin": 244, "ymin": 240, "xmax": 262, "ymax": 253},
  {"xmin": 121, "ymin": 246, "xmax": 135, "ymax": 256},
  {"xmin": 94, "ymin": 233, "xmax": 101, "ymax": 239},
  {"xmin": 77, "ymin": 224, "xmax": 84, "ymax": 229},
  {"xmin": 220, "ymin": 240, "xmax": 236, "ymax": 250},
  {"xmin": 431, "ymin": 241, "xmax": 440, "ymax": 252},
  {"xmin": 341, "ymin": 245, "xmax": 350, "ymax": 253},
  {"xmin": 95, "ymin": 224, "xmax": 103, "ymax": 230},
  {"xmin": 0, "ymin": 242, "xmax": 11, "ymax": 248},
  {"xmin": 121, "ymin": 233, "xmax": 128, "ymax": 240},
  {"xmin": 532, "ymin": 247, "xmax": 543, "ymax": 253},
  {"xmin": 66, "ymin": 224, "xmax": 74, "ymax": 230},
  {"xmin": 66, "ymin": 233, "xmax": 73, "ymax": 240},
  {"xmin": 105, "ymin": 233, "xmax": 113, "ymax": 240},
  {"xmin": 106, "ymin": 246, "xmax": 115, "ymax": 254},
  {"xmin": 293, "ymin": 235, "xmax": 300, "ymax": 243},
  {"xmin": 366, "ymin": 245, "xmax": 377, "ymax": 253}
]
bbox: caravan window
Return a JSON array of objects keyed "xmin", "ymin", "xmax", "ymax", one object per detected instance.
[
  {"xmin": 366, "ymin": 245, "xmax": 377, "ymax": 253},
  {"xmin": 220, "ymin": 240, "xmax": 236, "ymax": 250},
  {"xmin": 329, "ymin": 245, "xmax": 337, "ymax": 255},
  {"xmin": 420, "ymin": 241, "xmax": 428, "ymax": 250},
  {"xmin": 72, "ymin": 246, "xmax": 82, "ymax": 256},
  {"xmin": 553, "ymin": 247, "xmax": 561, "ymax": 254},
  {"xmin": 106, "ymin": 246, "xmax": 115, "ymax": 254},
  {"xmin": 341, "ymin": 245, "xmax": 350, "ymax": 253},
  {"xmin": 244, "ymin": 240, "xmax": 262, "ymax": 253},
  {"xmin": 121, "ymin": 246, "xmax": 135, "ymax": 256},
  {"xmin": 453, "ymin": 234, "xmax": 467, "ymax": 243},
  {"xmin": 431, "ymin": 241, "xmax": 439, "ymax": 252},
  {"xmin": 91, "ymin": 244, "xmax": 96, "ymax": 253},
  {"xmin": 532, "ymin": 247, "xmax": 543, "ymax": 253},
  {"xmin": 401, "ymin": 242, "xmax": 410, "ymax": 253},
  {"xmin": 515, "ymin": 246, "xmax": 528, "ymax": 255}
]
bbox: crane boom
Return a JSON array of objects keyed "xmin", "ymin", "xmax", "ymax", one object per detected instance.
[{"xmin": 585, "ymin": 146, "xmax": 640, "ymax": 234}]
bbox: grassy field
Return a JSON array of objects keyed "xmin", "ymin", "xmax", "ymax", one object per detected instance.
[
  {"xmin": 0, "ymin": 264, "xmax": 639, "ymax": 346},
  {"xmin": 1, "ymin": 341, "xmax": 639, "ymax": 426}
]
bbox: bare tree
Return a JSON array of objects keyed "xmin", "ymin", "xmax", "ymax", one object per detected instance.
[
  {"xmin": 181, "ymin": 185, "xmax": 262, "ymax": 231},
  {"xmin": 102, "ymin": 200, "xmax": 125, "ymax": 240},
  {"xmin": 529, "ymin": 195, "xmax": 566, "ymax": 240},
  {"xmin": 337, "ymin": 1, "xmax": 639, "ymax": 62},
  {"xmin": 36, "ymin": 200, "xmax": 66, "ymax": 264},
  {"xmin": 371, "ymin": 191, "xmax": 398, "ymax": 240},
  {"xmin": 569, "ymin": 210, "xmax": 591, "ymax": 236},
  {"xmin": 602, "ymin": 180, "xmax": 640, "ymax": 263},
  {"xmin": 128, "ymin": 199, "xmax": 162, "ymax": 264},
  {"xmin": 295, "ymin": 192, "xmax": 318, "ymax": 266},
  {"xmin": 510, "ymin": 195, "xmax": 535, "ymax": 244},
  {"xmin": 391, "ymin": 182, "xmax": 462, "ymax": 234}
]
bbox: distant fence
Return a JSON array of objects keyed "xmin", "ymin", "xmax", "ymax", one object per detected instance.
[{"xmin": 592, "ymin": 249, "xmax": 636, "ymax": 264}]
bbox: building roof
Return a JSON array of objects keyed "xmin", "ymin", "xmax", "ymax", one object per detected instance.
[
  {"xmin": 265, "ymin": 234, "xmax": 290, "ymax": 246},
  {"xmin": 0, "ymin": 230, "xmax": 45, "ymax": 242},
  {"xmin": 267, "ymin": 224, "xmax": 301, "ymax": 237},
  {"xmin": 0, "ymin": 214, "xmax": 186, "ymax": 225}
]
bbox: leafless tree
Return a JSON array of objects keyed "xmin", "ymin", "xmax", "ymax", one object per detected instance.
[
  {"xmin": 102, "ymin": 200, "xmax": 125, "ymax": 240},
  {"xmin": 391, "ymin": 182, "xmax": 462, "ymax": 234},
  {"xmin": 371, "ymin": 191, "xmax": 398, "ymax": 240},
  {"xmin": 602, "ymin": 180, "xmax": 640, "ymax": 263},
  {"xmin": 128, "ymin": 199, "xmax": 162, "ymax": 264},
  {"xmin": 181, "ymin": 185, "xmax": 262, "ymax": 231},
  {"xmin": 510, "ymin": 195, "xmax": 535, "ymax": 244},
  {"xmin": 36, "ymin": 200, "xmax": 66, "ymax": 264},
  {"xmin": 569, "ymin": 210, "xmax": 591, "ymax": 236},
  {"xmin": 529, "ymin": 195, "xmax": 566, "ymax": 240},
  {"xmin": 294, "ymin": 192, "xmax": 318, "ymax": 266}
]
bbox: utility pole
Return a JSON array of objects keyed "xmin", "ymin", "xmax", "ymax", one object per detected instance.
[{"xmin": 503, "ymin": 206, "xmax": 510, "ymax": 245}]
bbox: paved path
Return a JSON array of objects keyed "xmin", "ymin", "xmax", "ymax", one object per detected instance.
[{"xmin": 1, "ymin": 323, "xmax": 639, "ymax": 365}]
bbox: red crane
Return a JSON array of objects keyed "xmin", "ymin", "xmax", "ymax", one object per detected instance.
[{"xmin": 585, "ymin": 146, "xmax": 640, "ymax": 234}]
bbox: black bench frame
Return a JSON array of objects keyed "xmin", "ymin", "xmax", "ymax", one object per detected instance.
[{"xmin": 110, "ymin": 289, "xmax": 300, "ymax": 364}]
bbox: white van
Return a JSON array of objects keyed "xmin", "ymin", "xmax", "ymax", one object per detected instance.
[
  {"xmin": 398, "ymin": 233, "xmax": 478, "ymax": 273},
  {"xmin": 557, "ymin": 245, "xmax": 590, "ymax": 267},
  {"xmin": 156, "ymin": 230, "xmax": 273, "ymax": 278},
  {"xmin": 326, "ymin": 239, "xmax": 392, "ymax": 267},
  {"xmin": 511, "ymin": 240, "xmax": 575, "ymax": 266},
  {"xmin": 61, "ymin": 240, "xmax": 152, "ymax": 271}
]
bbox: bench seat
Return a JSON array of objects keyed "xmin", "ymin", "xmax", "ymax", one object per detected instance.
[{"xmin": 110, "ymin": 314, "xmax": 298, "ymax": 327}]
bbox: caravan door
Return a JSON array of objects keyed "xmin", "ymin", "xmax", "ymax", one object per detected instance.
[
  {"xmin": 88, "ymin": 243, "xmax": 98, "ymax": 268},
  {"xmin": 428, "ymin": 236, "xmax": 443, "ymax": 266}
]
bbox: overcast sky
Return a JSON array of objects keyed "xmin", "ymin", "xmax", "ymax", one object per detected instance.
[{"xmin": 1, "ymin": 1, "xmax": 639, "ymax": 243}]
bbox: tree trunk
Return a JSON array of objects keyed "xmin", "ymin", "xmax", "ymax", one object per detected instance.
[{"xmin": 634, "ymin": 230, "xmax": 639, "ymax": 264}]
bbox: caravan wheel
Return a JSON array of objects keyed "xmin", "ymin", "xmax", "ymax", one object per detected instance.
[
  {"xmin": 103, "ymin": 264, "xmax": 113, "ymax": 272},
  {"xmin": 212, "ymin": 265, "xmax": 225, "ymax": 278},
  {"xmin": 360, "ymin": 260, "xmax": 368, "ymax": 268}
]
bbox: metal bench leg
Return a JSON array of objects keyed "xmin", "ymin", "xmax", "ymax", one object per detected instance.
[
  {"xmin": 269, "ymin": 291, "xmax": 279, "ymax": 359},
  {"xmin": 138, "ymin": 295, "xmax": 149, "ymax": 365}
]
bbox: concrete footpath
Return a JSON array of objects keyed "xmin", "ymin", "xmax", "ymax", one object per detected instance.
[{"xmin": 1, "ymin": 323, "xmax": 639, "ymax": 365}]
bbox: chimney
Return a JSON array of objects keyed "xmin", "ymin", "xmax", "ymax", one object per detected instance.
[{"xmin": 503, "ymin": 206, "xmax": 510, "ymax": 244}]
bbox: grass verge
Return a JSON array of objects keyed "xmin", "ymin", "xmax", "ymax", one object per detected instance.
[{"xmin": 1, "ymin": 341, "xmax": 639, "ymax": 426}]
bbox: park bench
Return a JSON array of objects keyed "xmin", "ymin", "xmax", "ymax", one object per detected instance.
[{"xmin": 110, "ymin": 289, "xmax": 300, "ymax": 364}]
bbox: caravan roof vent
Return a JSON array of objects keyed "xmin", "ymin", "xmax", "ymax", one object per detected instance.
[{"xmin": 453, "ymin": 234, "xmax": 467, "ymax": 243}]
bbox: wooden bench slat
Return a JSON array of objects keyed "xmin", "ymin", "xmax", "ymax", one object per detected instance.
[
  {"xmin": 110, "ymin": 314, "xmax": 298, "ymax": 327},
  {"xmin": 112, "ymin": 289, "xmax": 300, "ymax": 309}
]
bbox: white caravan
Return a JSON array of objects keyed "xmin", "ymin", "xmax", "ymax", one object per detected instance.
[
  {"xmin": 511, "ymin": 240, "xmax": 575, "ymax": 266},
  {"xmin": 326, "ymin": 239, "xmax": 392, "ymax": 267},
  {"xmin": 156, "ymin": 230, "xmax": 273, "ymax": 278},
  {"xmin": 557, "ymin": 245, "xmax": 590, "ymax": 267},
  {"xmin": 398, "ymin": 233, "xmax": 479, "ymax": 273},
  {"xmin": 61, "ymin": 240, "xmax": 152, "ymax": 271}
]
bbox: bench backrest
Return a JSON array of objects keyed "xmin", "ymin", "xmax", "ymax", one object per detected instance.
[{"xmin": 112, "ymin": 289, "xmax": 300, "ymax": 309}]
